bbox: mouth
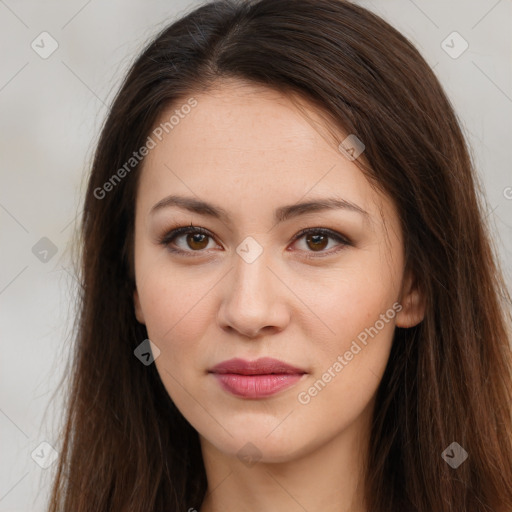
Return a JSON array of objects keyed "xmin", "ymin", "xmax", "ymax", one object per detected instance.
[
  {"xmin": 208, "ymin": 357, "xmax": 307, "ymax": 375},
  {"xmin": 208, "ymin": 357, "xmax": 307, "ymax": 398}
]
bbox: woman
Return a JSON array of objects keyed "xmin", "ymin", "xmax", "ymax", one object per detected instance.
[{"xmin": 47, "ymin": 0, "xmax": 512, "ymax": 510}]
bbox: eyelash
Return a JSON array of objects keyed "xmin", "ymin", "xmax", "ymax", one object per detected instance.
[{"xmin": 158, "ymin": 224, "xmax": 352, "ymax": 259}]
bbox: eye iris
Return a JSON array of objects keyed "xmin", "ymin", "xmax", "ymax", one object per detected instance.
[
  {"xmin": 187, "ymin": 233, "xmax": 208, "ymax": 250},
  {"xmin": 306, "ymin": 233, "xmax": 328, "ymax": 251}
]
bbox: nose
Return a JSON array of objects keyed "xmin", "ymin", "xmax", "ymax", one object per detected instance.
[{"xmin": 217, "ymin": 246, "xmax": 290, "ymax": 339}]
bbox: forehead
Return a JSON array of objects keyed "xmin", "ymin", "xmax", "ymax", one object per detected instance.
[
  {"xmin": 136, "ymin": 80, "xmax": 392, "ymax": 231},
  {"xmin": 158, "ymin": 81, "xmax": 337, "ymax": 162}
]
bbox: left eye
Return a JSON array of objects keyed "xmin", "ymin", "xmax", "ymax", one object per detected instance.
[
  {"xmin": 292, "ymin": 228, "xmax": 350, "ymax": 255},
  {"xmin": 159, "ymin": 226, "xmax": 351, "ymax": 257}
]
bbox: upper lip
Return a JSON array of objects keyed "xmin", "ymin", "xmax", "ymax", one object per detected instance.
[{"xmin": 209, "ymin": 357, "xmax": 307, "ymax": 375}]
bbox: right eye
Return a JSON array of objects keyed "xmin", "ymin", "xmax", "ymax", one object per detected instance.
[{"xmin": 158, "ymin": 226, "xmax": 219, "ymax": 256}]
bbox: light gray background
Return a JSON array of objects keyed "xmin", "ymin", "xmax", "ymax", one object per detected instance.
[{"xmin": 1, "ymin": 1, "xmax": 511, "ymax": 510}]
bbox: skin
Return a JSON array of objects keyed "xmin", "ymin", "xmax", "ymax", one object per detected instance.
[{"xmin": 132, "ymin": 79, "xmax": 425, "ymax": 512}]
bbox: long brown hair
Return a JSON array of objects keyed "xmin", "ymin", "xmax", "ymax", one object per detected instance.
[{"xmin": 46, "ymin": 0, "xmax": 512, "ymax": 510}]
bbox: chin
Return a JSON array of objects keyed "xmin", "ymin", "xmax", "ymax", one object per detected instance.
[{"xmin": 201, "ymin": 426, "xmax": 311, "ymax": 465}]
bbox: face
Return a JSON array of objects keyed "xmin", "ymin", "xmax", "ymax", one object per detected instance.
[{"xmin": 132, "ymin": 79, "xmax": 424, "ymax": 463}]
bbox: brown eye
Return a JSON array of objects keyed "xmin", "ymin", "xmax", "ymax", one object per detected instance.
[
  {"xmin": 305, "ymin": 233, "xmax": 329, "ymax": 251},
  {"xmin": 292, "ymin": 227, "xmax": 352, "ymax": 258},
  {"xmin": 159, "ymin": 226, "xmax": 216, "ymax": 255},
  {"xmin": 186, "ymin": 232, "xmax": 209, "ymax": 250},
  {"xmin": 160, "ymin": 225, "xmax": 352, "ymax": 259}
]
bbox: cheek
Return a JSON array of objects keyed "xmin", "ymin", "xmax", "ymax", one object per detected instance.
[
  {"xmin": 291, "ymin": 253, "xmax": 400, "ymax": 414},
  {"xmin": 137, "ymin": 267, "xmax": 212, "ymax": 402},
  {"xmin": 303, "ymin": 290, "xmax": 396, "ymax": 399},
  {"xmin": 298, "ymin": 260, "xmax": 400, "ymax": 353},
  {"xmin": 135, "ymin": 254, "xmax": 216, "ymax": 345},
  {"xmin": 293, "ymin": 279, "xmax": 397, "ymax": 438}
]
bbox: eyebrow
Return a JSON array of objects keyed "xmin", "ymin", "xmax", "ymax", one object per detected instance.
[{"xmin": 149, "ymin": 194, "xmax": 369, "ymax": 224}]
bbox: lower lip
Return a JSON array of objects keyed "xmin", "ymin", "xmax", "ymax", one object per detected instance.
[{"xmin": 211, "ymin": 373, "xmax": 304, "ymax": 398}]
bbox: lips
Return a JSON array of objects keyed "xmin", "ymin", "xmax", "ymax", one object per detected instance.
[
  {"xmin": 208, "ymin": 357, "xmax": 307, "ymax": 398},
  {"xmin": 209, "ymin": 357, "xmax": 307, "ymax": 376}
]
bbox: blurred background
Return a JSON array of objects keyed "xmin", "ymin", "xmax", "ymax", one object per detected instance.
[{"xmin": 0, "ymin": 0, "xmax": 511, "ymax": 510}]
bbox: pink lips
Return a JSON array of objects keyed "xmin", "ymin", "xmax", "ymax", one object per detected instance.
[{"xmin": 208, "ymin": 357, "xmax": 307, "ymax": 398}]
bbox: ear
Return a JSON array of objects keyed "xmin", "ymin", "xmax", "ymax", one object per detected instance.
[
  {"xmin": 395, "ymin": 269, "xmax": 425, "ymax": 328},
  {"xmin": 133, "ymin": 288, "xmax": 146, "ymax": 324}
]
